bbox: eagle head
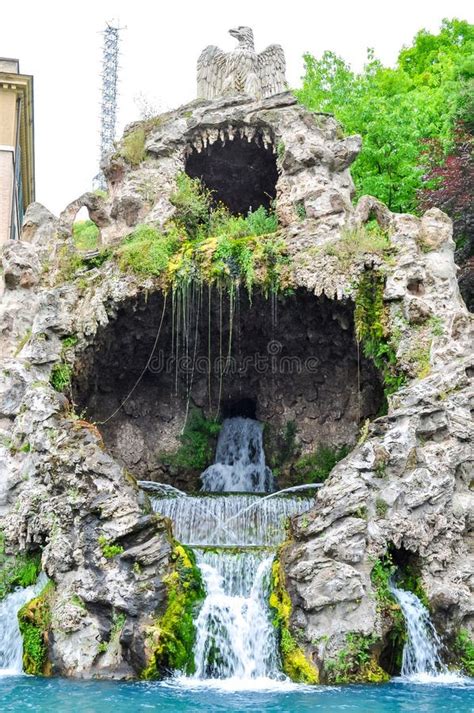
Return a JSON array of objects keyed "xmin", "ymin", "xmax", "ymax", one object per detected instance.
[{"xmin": 229, "ymin": 26, "xmax": 254, "ymax": 48}]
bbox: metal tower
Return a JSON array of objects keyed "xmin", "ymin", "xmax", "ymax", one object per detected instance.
[{"xmin": 94, "ymin": 22, "xmax": 121, "ymax": 190}]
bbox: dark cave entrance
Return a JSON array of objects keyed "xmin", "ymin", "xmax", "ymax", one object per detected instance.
[
  {"xmin": 185, "ymin": 132, "xmax": 279, "ymax": 215},
  {"xmin": 72, "ymin": 289, "xmax": 384, "ymax": 491},
  {"xmin": 378, "ymin": 543, "xmax": 427, "ymax": 676},
  {"xmin": 222, "ymin": 398, "xmax": 257, "ymax": 420}
]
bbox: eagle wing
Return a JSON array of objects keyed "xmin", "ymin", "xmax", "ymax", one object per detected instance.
[
  {"xmin": 197, "ymin": 45, "xmax": 227, "ymax": 100},
  {"xmin": 257, "ymin": 44, "xmax": 287, "ymax": 98}
]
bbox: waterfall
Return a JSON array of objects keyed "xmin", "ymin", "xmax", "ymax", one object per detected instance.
[
  {"xmin": 390, "ymin": 583, "xmax": 451, "ymax": 680},
  {"xmin": 0, "ymin": 572, "xmax": 48, "ymax": 676},
  {"xmin": 200, "ymin": 417, "xmax": 273, "ymax": 493},
  {"xmin": 151, "ymin": 494, "xmax": 310, "ymax": 546},
  {"xmin": 192, "ymin": 551, "xmax": 281, "ymax": 681},
  {"xmin": 151, "ymin": 416, "xmax": 313, "ymax": 685}
]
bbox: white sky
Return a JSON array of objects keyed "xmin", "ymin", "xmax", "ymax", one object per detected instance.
[{"xmin": 1, "ymin": 0, "xmax": 472, "ymax": 214}]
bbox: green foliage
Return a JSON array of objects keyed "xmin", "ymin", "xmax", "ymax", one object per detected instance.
[
  {"xmin": 404, "ymin": 342, "xmax": 432, "ymax": 379},
  {"xmin": 142, "ymin": 543, "xmax": 205, "ymax": 677},
  {"xmin": 355, "ymin": 271, "xmax": 405, "ymax": 399},
  {"xmin": 50, "ymin": 362, "xmax": 72, "ymax": 392},
  {"xmin": 370, "ymin": 552, "xmax": 426, "ymax": 672},
  {"xmin": 98, "ymin": 536, "xmax": 124, "ymax": 559},
  {"xmin": 62, "ymin": 335, "xmax": 78, "ymax": 350},
  {"xmin": 453, "ymin": 629, "xmax": 474, "ymax": 676},
  {"xmin": 321, "ymin": 223, "xmax": 393, "ymax": 267},
  {"xmin": 72, "ymin": 220, "xmax": 100, "ymax": 251},
  {"xmin": 267, "ymin": 421, "xmax": 299, "ymax": 471},
  {"xmin": 375, "ymin": 497, "xmax": 389, "ymax": 517},
  {"xmin": 296, "ymin": 19, "xmax": 474, "ymax": 213},
  {"xmin": 324, "ymin": 632, "xmax": 389, "ymax": 683},
  {"xmin": 161, "ymin": 409, "xmax": 221, "ymax": 471},
  {"xmin": 117, "ymin": 224, "xmax": 180, "ymax": 278},
  {"xmin": 170, "ymin": 173, "xmax": 213, "ymax": 239},
  {"xmin": 269, "ymin": 558, "xmax": 319, "ymax": 684},
  {"xmin": 292, "ymin": 444, "xmax": 350, "ymax": 484},
  {"xmin": 117, "ymin": 174, "xmax": 288, "ymax": 296},
  {"xmin": 18, "ymin": 581, "xmax": 54, "ymax": 675},
  {"xmin": 56, "ymin": 246, "xmax": 85, "ymax": 283},
  {"xmin": 294, "ymin": 201, "xmax": 306, "ymax": 221},
  {"xmin": 120, "ymin": 128, "xmax": 146, "ymax": 166},
  {"xmin": 98, "ymin": 611, "xmax": 127, "ymax": 654},
  {"xmin": 0, "ymin": 538, "xmax": 41, "ymax": 601}
]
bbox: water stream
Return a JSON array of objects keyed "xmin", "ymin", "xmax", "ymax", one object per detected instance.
[
  {"xmin": 0, "ymin": 572, "xmax": 48, "ymax": 676},
  {"xmin": 389, "ymin": 582, "xmax": 464, "ymax": 683},
  {"xmin": 151, "ymin": 416, "xmax": 313, "ymax": 683}
]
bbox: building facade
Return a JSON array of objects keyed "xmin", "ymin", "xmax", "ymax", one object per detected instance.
[{"xmin": 0, "ymin": 58, "xmax": 35, "ymax": 244}]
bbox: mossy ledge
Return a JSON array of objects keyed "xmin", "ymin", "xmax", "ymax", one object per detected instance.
[
  {"xmin": 142, "ymin": 542, "xmax": 205, "ymax": 678},
  {"xmin": 18, "ymin": 580, "xmax": 54, "ymax": 676},
  {"xmin": 269, "ymin": 557, "xmax": 319, "ymax": 684},
  {"xmin": 0, "ymin": 536, "xmax": 42, "ymax": 601},
  {"xmin": 323, "ymin": 632, "xmax": 390, "ymax": 684}
]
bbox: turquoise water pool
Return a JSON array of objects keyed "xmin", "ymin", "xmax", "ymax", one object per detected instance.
[{"xmin": 0, "ymin": 676, "xmax": 472, "ymax": 712}]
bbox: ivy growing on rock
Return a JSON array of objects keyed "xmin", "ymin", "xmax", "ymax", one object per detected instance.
[{"xmin": 354, "ymin": 270, "xmax": 405, "ymax": 400}]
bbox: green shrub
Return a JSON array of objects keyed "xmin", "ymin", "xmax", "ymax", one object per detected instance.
[
  {"xmin": 161, "ymin": 409, "xmax": 221, "ymax": 471},
  {"xmin": 322, "ymin": 223, "xmax": 393, "ymax": 268},
  {"xmin": 120, "ymin": 128, "xmax": 146, "ymax": 166},
  {"xmin": 0, "ymin": 537, "xmax": 42, "ymax": 601},
  {"xmin": 170, "ymin": 174, "xmax": 213, "ymax": 238},
  {"xmin": 375, "ymin": 497, "xmax": 389, "ymax": 517},
  {"xmin": 453, "ymin": 629, "xmax": 474, "ymax": 676},
  {"xmin": 50, "ymin": 362, "xmax": 72, "ymax": 392},
  {"xmin": 98, "ymin": 535, "xmax": 124, "ymax": 559},
  {"xmin": 324, "ymin": 632, "xmax": 389, "ymax": 683},
  {"xmin": 292, "ymin": 444, "xmax": 350, "ymax": 483},
  {"xmin": 72, "ymin": 220, "xmax": 100, "ymax": 251}
]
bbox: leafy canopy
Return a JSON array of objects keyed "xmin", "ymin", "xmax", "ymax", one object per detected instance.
[{"xmin": 296, "ymin": 18, "xmax": 473, "ymax": 213}]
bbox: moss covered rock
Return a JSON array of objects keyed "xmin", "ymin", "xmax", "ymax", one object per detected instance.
[
  {"xmin": 269, "ymin": 558, "xmax": 319, "ymax": 684},
  {"xmin": 142, "ymin": 543, "xmax": 205, "ymax": 678},
  {"xmin": 18, "ymin": 581, "xmax": 54, "ymax": 676}
]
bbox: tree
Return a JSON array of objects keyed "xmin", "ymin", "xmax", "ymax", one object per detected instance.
[{"xmin": 296, "ymin": 19, "xmax": 473, "ymax": 214}]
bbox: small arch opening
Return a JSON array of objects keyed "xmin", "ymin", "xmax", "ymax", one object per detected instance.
[
  {"xmin": 185, "ymin": 132, "xmax": 278, "ymax": 215},
  {"xmin": 73, "ymin": 206, "xmax": 101, "ymax": 252}
]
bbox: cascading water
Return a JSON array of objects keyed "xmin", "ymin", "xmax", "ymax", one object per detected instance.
[
  {"xmin": 0, "ymin": 572, "xmax": 48, "ymax": 676},
  {"xmin": 200, "ymin": 417, "xmax": 273, "ymax": 493},
  {"xmin": 193, "ymin": 551, "xmax": 281, "ymax": 681},
  {"xmin": 150, "ymin": 416, "xmax": 314, "ymax": 684},
  {"xmin": 389, "ymin": 583, "xmax": 458, "ymax": 682}
]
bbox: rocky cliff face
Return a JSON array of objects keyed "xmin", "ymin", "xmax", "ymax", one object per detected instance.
[{"xmin": 0, "ymin": 91, "xmax": 472, "ymax": 680}]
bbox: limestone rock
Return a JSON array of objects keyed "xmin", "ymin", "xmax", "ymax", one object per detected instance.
[{"xmin": 0, "ymin": 92, "xmax": 472, "ymax": 682}]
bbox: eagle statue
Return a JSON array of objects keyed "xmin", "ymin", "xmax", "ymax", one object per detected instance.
[{"xmin": 197, "ymin": 26, "xmax": 287, "ymax": 101}]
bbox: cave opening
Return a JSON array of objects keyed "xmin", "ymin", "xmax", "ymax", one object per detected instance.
[
  {"xmin": 378, "ymin": 543, "xmax": 426, "ymax": 676},
  {"xmin": 185, "ymin": 132, "xmax": 279, "ymax": 215},
  {"xmin": 72, "ymin": 288, "xmax": 384, "ymax": 491},
  {"xmin": 222, "ymin": 398, "xmax": 257, "ymax": 420}
]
